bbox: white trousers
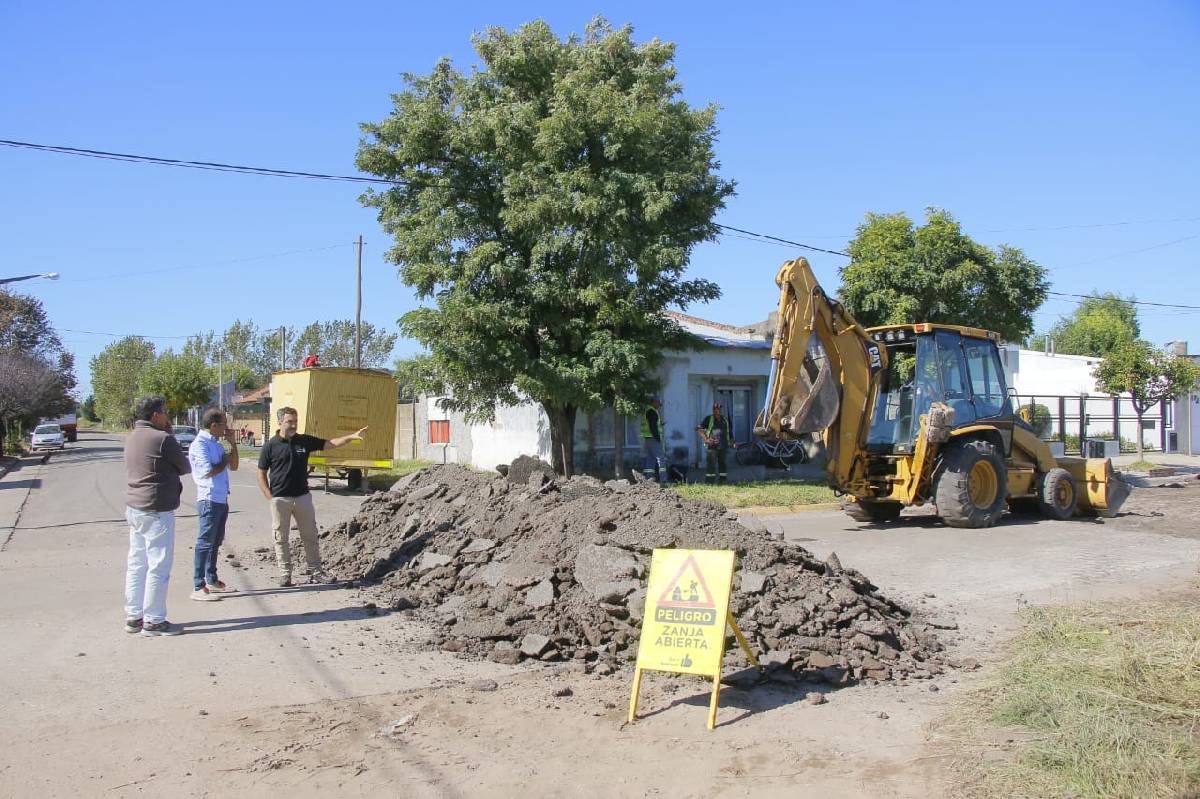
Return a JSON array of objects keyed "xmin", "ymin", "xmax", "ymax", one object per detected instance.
[{"xmin": 124, "ymin": 507, "xmax": 176, "ymax": 624}]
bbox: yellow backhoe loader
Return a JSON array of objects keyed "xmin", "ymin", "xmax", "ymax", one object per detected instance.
[{"xmin": 755, "ymin": 257, "xmax": 1129, "ymax": 528}]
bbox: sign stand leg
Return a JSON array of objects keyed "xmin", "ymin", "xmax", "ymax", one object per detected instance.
[
  {"xmin": 707, "ymin": 674, "xmax": 721, "ymax": 730},
  {"xmin": 628, "ymin": 667, "xmax": 644, "ymax": 723},
  {"xmin": 728, "ymin": 612, "xmax": 762, "ymax": 671}
]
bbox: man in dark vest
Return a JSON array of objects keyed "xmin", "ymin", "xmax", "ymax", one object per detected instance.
[{"xmin": 696, "ymin": 403, "xmax": 733, "ymax": 484}]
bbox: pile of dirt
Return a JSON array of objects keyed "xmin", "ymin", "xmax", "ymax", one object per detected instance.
[{"xmin": 322, "ymin": 462, "xmax": 945, "ymax": 684}]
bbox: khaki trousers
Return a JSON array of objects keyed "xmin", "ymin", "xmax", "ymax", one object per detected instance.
[{"xmin": 269, "ymin": 493, "xmax": 322, "ymax": 576}]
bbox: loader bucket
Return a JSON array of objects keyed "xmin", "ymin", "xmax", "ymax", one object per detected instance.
[
  {"xmin": 781, "ymin": 355, "xmax": 841, "ymax": 434},
  {"xmin": 1061, "ymin": 457, "xmax": 1130, "ymax": 518}
]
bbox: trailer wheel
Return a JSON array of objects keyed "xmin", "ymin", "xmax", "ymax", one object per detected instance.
[
  {"xmin": 1037, "ymin": 467, "xmax": 1077, "ymax": 520},
  {"xmin": 843, "ymin": 499, "xmax": 904, "ymax": 523},
  {"xmin": 934, "ymin": 439, "xmax": 1007, "ymax": 528}
]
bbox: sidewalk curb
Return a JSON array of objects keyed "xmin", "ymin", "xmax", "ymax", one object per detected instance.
[
  {"xmin": 0, "ymin": 454, "xmax": 49, "ymax": 550},
  {"xmin": 740, "ymin": 502, "xmax": 841, "ymax": 516}
]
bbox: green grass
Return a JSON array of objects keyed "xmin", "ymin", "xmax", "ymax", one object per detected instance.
[
  {"xmin": 672, "ymin": 479, "xmax": 836, "ymax": 508},
  {"xmin": 1125, "ymin": 459, "xmax": 1163, "ymax": 472},
  {"xmin": 958, "ymin": 596, "xmax": 1200, "ymax": 799}
]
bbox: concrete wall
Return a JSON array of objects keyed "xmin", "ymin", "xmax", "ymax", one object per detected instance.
[{"xmin": 1002, "ymin": 346, "xmax": 1103, "ymax": 396}]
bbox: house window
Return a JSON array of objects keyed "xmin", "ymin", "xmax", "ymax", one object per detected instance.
[{"xmin": 429, "ymin": 420, "xmax": 450, "ymax": 444}]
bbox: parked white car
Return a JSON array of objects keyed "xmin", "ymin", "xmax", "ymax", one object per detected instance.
[
  {"xmin": 172, "ymin": 425, "xmax": 198, "ymax": 448},
  {"xmin": 31, "ymin": 424, "xmax": 65, "ymax": 450}
]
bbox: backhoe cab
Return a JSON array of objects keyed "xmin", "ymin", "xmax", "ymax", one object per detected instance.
[{"xmin": 756, "ymin": 257, "xmax": 1128, "ymax": 528}]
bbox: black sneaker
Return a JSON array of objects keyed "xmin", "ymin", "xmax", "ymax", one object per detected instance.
[
  {"xmin": 124, "ymin": 618, "xmax": 143, "ymax": 634},
  {"xmin": 278, "ymin": 574, "xmax": 293, "ymax": 588},
  {"xmin": 308, "ymin": 570, "xmax": 336, "ymax": 585},
  {"xmin": 140, "ymin": 621, "xmax": 182, "ymax": 637}
]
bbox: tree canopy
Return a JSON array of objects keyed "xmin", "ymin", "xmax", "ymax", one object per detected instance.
[
  {"xmin": 91, "ymin": 337, "xmax": 156, "ymax": 427},
  {"xmin": 0, "ymin": 290, "xmax": 75, "ymax": 452},
  {"xmin": 1093, "ymin": 339, "xmax": 1200, "ymax": 459},
  {"xmin": 138, "ymin": 351, "xmax": 213, "ymax": 418},
  {"xmin": 290, "ymin": 320, "xmax": 398, "ymax": 369},
  {"xmin": 840, "ymin": 208, "xmax": 1048, "ymax": 342},
  {"xmin": 1029, "ymin": 292, "xmax": 1140, "ymax": 357},
  {"xmin": 356, "ymin": 18, "xmax": 733, "ymax": 474}
]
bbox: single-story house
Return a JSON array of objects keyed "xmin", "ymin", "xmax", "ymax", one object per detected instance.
[{"xmin": 414, "ymin": 311, "xmax": 775, "ymax": 473}]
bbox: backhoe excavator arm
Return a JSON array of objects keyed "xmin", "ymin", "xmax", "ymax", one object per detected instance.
[{"xmin": 754, "ymin": 257, "xmax": 885, "ymax": 493}]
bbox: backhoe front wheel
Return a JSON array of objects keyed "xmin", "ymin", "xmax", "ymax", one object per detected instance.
[
  {"xmin": 1037, "ymin": 467, "xmax": 1077, "ymax": 520},
  {"xmin": 843, "ymin": 499, "xmax": 904, "ymax": 524},
  {"xmin": 934, "ymin": 440, "xmax": 1007, "ymax": 528}
]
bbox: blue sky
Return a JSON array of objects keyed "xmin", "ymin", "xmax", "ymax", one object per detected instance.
[{"xmin": 2, "ymin": 1, "xmax": 1197, "ymax": 394}]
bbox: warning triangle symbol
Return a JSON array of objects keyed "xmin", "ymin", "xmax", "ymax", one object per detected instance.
[{"xmin": 657, "ymin": 554, "xmax": 716, "ymax": 608}]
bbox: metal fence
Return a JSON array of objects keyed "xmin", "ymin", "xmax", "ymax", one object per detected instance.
[{"xmin": 1012, "ymin": 394, "xmax": 1169, "ymax": 454}]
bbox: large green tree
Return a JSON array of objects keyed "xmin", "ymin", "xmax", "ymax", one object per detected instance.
[
  {"xmin": 1093, "ymin": 340, "xmax": 1200, "ymax": 460},
  {"xmin": 91, "ymin": 337, "xmax": 156, "ymax": 428},
  {"xmin": 185, "ymin": 320, "xmax": 285, "ymax": 385},
  {"xmin": 840, "ymin": 208, "xmax": 1048, "ymax": 341},
  {"xmin": 1029, "ymin": 292, "xmax": 1140, "ymax": 357},
  {"xmin": 356, "ymin": 18, "xmax": 733, "ymax": 474},
  {"xmin": 138, "ymin": 351, "xmax": 214, "ymax": 419}
]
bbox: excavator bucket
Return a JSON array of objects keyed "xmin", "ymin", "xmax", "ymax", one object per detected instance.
[
  {"xmin": 1058, "ymin": 457, "xmax": 1131, "ymax": 518},
  {"xmin": 782, "ymin": 351, "xmax": 841, "ymax": 434}
]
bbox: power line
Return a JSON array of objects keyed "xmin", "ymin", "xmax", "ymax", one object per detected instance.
[
  {"xmin": 1044, "ymin": 290, "xmax": 1200, "ymax": 311},
  {"xmin": 63, "ymin": 242, "xmax": 353, "ymax": 283},
  {"xmin": 7, "ymin": 137, "xmax": 1196, "ymax": 314},
  {"xmin": 0, "ymin": 138, "xmax": 406, "ymax": 186},
  {"xmin": 713, "ymin": 224, "xmax": 850, "ymax": 257},
  {"xmin": 59, "ymin": 328, "xmax": 192, "ymax": 339}
]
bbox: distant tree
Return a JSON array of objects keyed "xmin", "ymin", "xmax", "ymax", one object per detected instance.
[
  {"xmin": 0, "ymin": 353, "xmax": 69, "ymax": 454},
  {"xmin": 0, "ymin": 289, "xmax": 75, "ymax": 449},
  {"xmin": 840, "ymin": 208, "xmax": 1048, "ymax": 342},
  {"xmin": 185, "ymin": 320, "xmax": 283, "ymax": 385},
  {"xmin": 80, "ymin": 394, "xmax": 98, "ymax": 422},
  {"xmin": 289, "ymin": 320, "xmax": 398, "ymax": 368},
  {"xmin": 356, "ymin": 18, "xmax": 732, "ymax": 475},
  {"xmin": 91, "ymin": 337, "xmax": 156, "ymax": 428},
  {"xmin": 1093, "ymin": 340, "xmax": 1200, "ymax": 461},
  {"xmin": 138, "ymin": 351, "xmax": 214, "ymax": 420},
  {"xmin": 1029, "ymin": 292, "xmax": 1139, "ymax": 357},
  {"xmin": 0, "ymin": 289, "xmax": 63, "ymax": 360}
]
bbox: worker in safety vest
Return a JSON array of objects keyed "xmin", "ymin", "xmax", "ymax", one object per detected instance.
[
  {"xmin": 696, "ymin": 403, "xmax": 733, "ymax": 484},
  {"xmin": 640, "ymin": 395, "xmax": 665, "ymax": 483}
]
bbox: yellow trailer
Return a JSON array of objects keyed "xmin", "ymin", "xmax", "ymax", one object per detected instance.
[{"xmin": 269, "ymin": 367, "xmax": 397, "ymax": 490}]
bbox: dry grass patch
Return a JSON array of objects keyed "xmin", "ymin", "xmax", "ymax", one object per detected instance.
[
  {"xmin": 673, "ymin": 479, "xmax": 836, "ymax": 508},
  {"xmin": 953, "ymin": 592, "xmax": 1200, "ymax": 799}
]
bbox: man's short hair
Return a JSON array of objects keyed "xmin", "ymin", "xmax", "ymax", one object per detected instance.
[
  {"xmin": 201, "ymin": 407, "xmax": 225, "ymax": 429},
  {"xmin": 276, "ymin": 406, "xmax": 298, "ymax": 422},
  {"xmin": 134, "ymin": 395, "xmax": 167, "ymax": 421}
]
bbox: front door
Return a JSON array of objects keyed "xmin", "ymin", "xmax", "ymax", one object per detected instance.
[{"xmin": 715, "ymin": 386, "xmax": 754, "ymax": 444}]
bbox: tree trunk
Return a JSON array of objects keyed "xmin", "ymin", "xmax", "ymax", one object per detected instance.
[
  {"xmin": 613, "ymin": 408, "xmax": 625, "ymax": 480},
  {"xmin": 1133, "ymin": 404, "xmax": 1145, "ymax": 461},
  {"xmin": 544, "ymin": 403, "xmax": 577, "ymax": 477}
]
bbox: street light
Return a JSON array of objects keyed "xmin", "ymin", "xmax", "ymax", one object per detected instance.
[{"xmin": 0, "ymin": 272, "xmax": 59, "ymax": 286}]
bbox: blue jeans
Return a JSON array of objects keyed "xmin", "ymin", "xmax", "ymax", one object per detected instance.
[{"xmin": 194, "ymin": 500, "xmax": 229, "ymax": 589}]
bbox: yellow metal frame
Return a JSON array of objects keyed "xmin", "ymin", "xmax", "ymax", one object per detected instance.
[{"xmin": 628, "ymin": 612, "xmax": 760, "ymax": 731}]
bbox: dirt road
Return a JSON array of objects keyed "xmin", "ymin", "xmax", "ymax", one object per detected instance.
[{"xmin": 1, "ymin": 433, "xmax": 1197, "ymax": 797}]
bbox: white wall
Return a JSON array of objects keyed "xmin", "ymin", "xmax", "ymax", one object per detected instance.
[
  {"xmin": 1173, "ymin": 392, "xmax": 1200, "ymax": 455},
  {"xmin": 1003, "ymin": 346, "xmax": 1103, "ymax": 396},
  {"xmin": 467, "ymin": 402, "xmax": 551, "ymax": 470}
]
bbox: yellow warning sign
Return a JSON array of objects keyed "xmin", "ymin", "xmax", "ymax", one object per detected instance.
[{"xmin": 636, "ymin": 549, "xmax": 734, "ymax": 677}]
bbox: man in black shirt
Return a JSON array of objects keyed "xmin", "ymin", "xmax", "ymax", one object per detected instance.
[
  {"xmin": 257, "ymin": 406, "xmax": 367, "ymax": 586},
  {"xmin": 696, "ymin": 403, "xmax": 733, "ymax": 484}
]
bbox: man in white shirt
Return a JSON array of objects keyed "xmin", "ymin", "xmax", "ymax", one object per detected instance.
[{"xmin": 188, "ymin": 407, "xmax": 239, "ymax": 601}]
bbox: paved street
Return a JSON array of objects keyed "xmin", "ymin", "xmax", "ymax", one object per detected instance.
[{"xmin": 0, "ymin": 431, "xmax": 512, "ymax": 797}]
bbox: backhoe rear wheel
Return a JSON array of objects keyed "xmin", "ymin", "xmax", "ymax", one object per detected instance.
[
  {"xmin": 843, "ymin": 499, "xmax": 904, "ymax": 524},
  {"xmin": 1037, "ymin": 467, "xmax": 1077, "ymax": 520},
  {"xmin": 934, "ymin": 439, "xmax": 1007, "ymax": 528}
]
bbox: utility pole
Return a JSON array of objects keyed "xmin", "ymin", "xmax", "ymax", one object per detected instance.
[
  {"xmin": 218, "ymin": 350, "xmax": 225, "ymax": 411},
  {"xmin": 279, "ymin": 327, "xmax": 287, "ymax": 371},
  {"xmin": 355, "ymin": 234, "xmax": 363, "ymax": 370}
]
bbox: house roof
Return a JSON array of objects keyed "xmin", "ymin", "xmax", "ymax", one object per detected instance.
[
  {"xmin": 234, "ymin": 385, "xmax": 270, "ymax": 404},
  {"xmin": 664, "ymin": 310, "xmax": 772, "ymax": 350}
]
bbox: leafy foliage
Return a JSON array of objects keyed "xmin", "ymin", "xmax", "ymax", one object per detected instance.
[
  {"xmin": 840, "ymin": 208, "xmax": 1048, "ymax": 341},
  {"xmin": 289, "ymin": 320, "xmax": 398, "ymax": 368},
  {"xmin": 91, "ymin": 337, "xmax": 156, "ymax": 428},
  {"xmin": 138, "ymin": 351, "xmax": 214, "ymax": 418},
  {"xmin": 1093, "ymin": 339, "xmax": 1200, "ymax": 459},
  {"xmin": 0, "ymin": 290, "xmax": 75, "ymax": 450},
  {"xmin": 356, "ymin": 18, "xmax": 733, "ymax": 473},
  {"xmin": 1029, "ymin": 292, "xmax": 1139, "ymax": 357}
]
